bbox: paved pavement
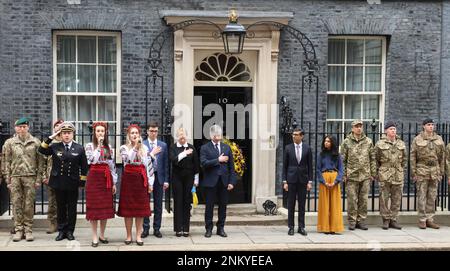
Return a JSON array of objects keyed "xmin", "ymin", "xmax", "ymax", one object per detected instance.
[{"xmin": 2, "ymin": 224, "xmax": 450, "ymax": 251}]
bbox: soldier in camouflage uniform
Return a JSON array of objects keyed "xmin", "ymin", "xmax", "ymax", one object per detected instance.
[
  {"xmin": 410, "ymin": 118, "xmax": 444, "ymax": 229},
  {"xmin": 375, "ymin": 121, "xmax": 407, "ymax": 230},
  {"xmin": 42, "ymin": 119, "xmax": 64, "ymax": 234},
  {"xmin": 3, "ymin": 118, "xmax": 45, "ymax": 241},
  {"xmin": 340, "ymin": 119, "xmax": 376, "ymax": 231}
]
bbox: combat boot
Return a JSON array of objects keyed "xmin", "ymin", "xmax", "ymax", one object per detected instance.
[
  {"xmin": 348, "ymin": 223, "xmax": 356, "ymax": 231},
  {"xmin": 382, "ymin": 219, "xmax": 390, "ymax": 230},
  {"xmin": 356, "ymin": 221, "xmax": 368, "ymax": 230},
  {"xmin": 389, "ymin": 220, "xmax": 402, "ymax": 230},
  {"xmin": 418, "ymin": 221, "xmax": 426, "ymax": 229},
  {"xmin": 426, "ymin": 220, "xmax": 440, "ymax": 229},
  {"xmin": 12, "ymin": 231, "xmax": 23, "ymax": 242},
  {"xmin": 25, "ymin": 232, "xmax": 34, "ymax": 242},
  {"xmin": 46, "ymin": 222, "xmax": 57, "ymax": 234}
]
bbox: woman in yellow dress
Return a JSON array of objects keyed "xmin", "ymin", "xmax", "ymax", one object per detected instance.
[{"xmin": 317, "ymin": 135, "xmax": 344, "ymax": 234}]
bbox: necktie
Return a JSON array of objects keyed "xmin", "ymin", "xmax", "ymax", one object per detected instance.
[
  {"xmin": 215, "ymin": 143, "xmax": 220, "ymax": 155},
  {"xmin": 296, "ymin": 145, "xmax": 301, "ymax": 164},
  {"xmin": 150, "ymin": 142, "xmax": 158, "ymax": 168},
  {"xmin": 65, "ymin": 144, "xmax": 70, "ymax": 152}
]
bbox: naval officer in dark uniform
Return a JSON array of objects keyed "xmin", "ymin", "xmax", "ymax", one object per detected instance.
[{"xmin": 38, "ymin": 121, "xmax": 88, "ymax": 241}]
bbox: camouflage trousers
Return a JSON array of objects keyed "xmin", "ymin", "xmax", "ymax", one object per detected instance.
[
  {"xmin": 10, "ymin": 176, "xmax": 36, "ymax": 233},
  {"xmin": 379, "ymin": 182, "xmax": 403, "ymax": 221},
  {"xmin": 46, "ymin": 184, "xmax": 57, "ymax": 224},
  {"xmin": 416, "ymin": 179, "xmax": 438, "ymax": 222},
  {"xmin": 346, "ymin": 180, "xmax": 370, "ymax": 224}
]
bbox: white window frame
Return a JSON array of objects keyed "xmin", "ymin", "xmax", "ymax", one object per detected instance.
[
  {"xmin": 326, "ymin": 36, "xmax": 386, "ymax": 132},
  {"xmin": 52, "ymin": 31, "xmax": 121, "ymax": 153}
]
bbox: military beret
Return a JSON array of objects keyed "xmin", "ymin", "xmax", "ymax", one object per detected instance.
[
  {"xmin": 384, "ymin": 121, "xmax": 396, "ymax": 130},
  {"xmin": 422, "ymin": 118, "xmax": 434, "ymax": 125},
  {"xmin": 60, "ymin": 121, "xmax": 75, "ymax": 132},
  {"xmin": 351, "ymin": 119, "xmax": 363, "ymax": 126},
  {"xmin": 14, "ymin": 117, "xmax": 29, "ymax": 126}
]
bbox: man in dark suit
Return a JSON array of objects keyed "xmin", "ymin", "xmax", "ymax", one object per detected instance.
[
  {"xmin": 200, "ymin": 125, "xmax": 236, "ymax": 238},
  {"xmin": 38, "ymin": 121, "xmax": 88, "ymax": 241},
  {"xmin": 142, "ymin": 122, "xmax": 169, "ymax": 238},
  {"xmin": 283, "ymin": 127, "xmax": 313, "ymax": 236}
]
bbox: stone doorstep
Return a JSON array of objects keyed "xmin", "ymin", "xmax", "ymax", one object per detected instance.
[{"xmin": 2, "ymin": 209, "xmax": 450, "ymax": 228}]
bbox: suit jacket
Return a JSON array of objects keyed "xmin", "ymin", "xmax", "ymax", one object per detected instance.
[
  {"xmin": 38, "ymin": 140, "xmax": 88, "ymax": 191},
  {"xmin": 283, "ymin": 142, "xmax": 313, "ymax": 184},
  {"xmin": 143, "ymin": 139, "xmax": 169, "ymax": 184},
  {"xmin": 200, "ymin": 141, "xmax": 237, "ymax": 188}
]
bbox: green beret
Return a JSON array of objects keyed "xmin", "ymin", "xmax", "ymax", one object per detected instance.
[{"xmin": 15, "ymin": 117, "xmax": 29, "ymax": 126}]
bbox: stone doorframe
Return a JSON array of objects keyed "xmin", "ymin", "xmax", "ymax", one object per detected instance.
[{"xmin": 162, "ymin": 10, "xmax": 293, "ymax": 212}]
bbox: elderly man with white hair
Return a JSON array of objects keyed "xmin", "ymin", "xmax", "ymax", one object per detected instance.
[{"xmin": 199, "ymin": 125, "xmax": 237, "ymax": 238}]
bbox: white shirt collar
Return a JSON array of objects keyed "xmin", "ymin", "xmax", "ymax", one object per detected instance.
[
  {"xmin": 176, "ymin": 142, "xmax": 189, "ymax": 148},
  {"xmin": 212, "ymin": 141, "xmax": 220, "ymax": 146},
  {"xmin": 148, "ymin": 138, "xmax": 157, "ymax": 145},
  {"xmin": 63, "ymin": 141, "xmax": 73, "ymax": 149},
  {"xmin": 295, "ymin": 142, "xmax": 303, "ymax": 148}
]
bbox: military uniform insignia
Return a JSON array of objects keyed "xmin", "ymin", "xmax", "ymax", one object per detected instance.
[
  {"xmin": 57, "ymin": 151, "xmax": 63, "ymax": 157},
  {"xmin": 71, "ymin": 152, "xmax": 79, "ymax": 156}
]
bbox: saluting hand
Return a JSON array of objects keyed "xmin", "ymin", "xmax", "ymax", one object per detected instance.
[{"xmin": 49, "ymin": 130, "xmax": 61, "ymax": 140}]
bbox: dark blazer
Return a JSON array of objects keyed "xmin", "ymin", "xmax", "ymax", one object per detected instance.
[
  {"xmin": 143, "ymin": 139, "xmax": 169, "ymax": 185},
  {"xmin": 38, "ymin": 140, "xmax": 88, "ymax": 191},
  {"xmin": 283, "ymin": 142, "xmax": 313, "ymax": 184},
  {"xmin": 170, "ymin": 143, "xmax": 199, "ymax": 179},
  {"xmin": 200, "ymin": 141, "xmax": 237, "ymax": 188}
]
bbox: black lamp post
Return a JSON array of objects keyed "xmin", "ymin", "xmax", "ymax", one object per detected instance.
[{"xmin": 222, "ymin": 9, "xmax": 246, "ymax": 55}]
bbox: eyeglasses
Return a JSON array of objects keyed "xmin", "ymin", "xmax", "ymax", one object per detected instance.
[{"xmin": 148, "ymin": 130, "xmax": 158, "ymax": 133}]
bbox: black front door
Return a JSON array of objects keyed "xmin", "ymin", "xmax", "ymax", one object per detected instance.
[{"xmin": 194, "ymin": 86, "xmax": 252, "ymax": 203}]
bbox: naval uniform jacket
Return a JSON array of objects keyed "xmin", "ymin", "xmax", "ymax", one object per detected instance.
[{"xmin": 38, "ymin": 139, "xmax": 88, "ymax": 191}]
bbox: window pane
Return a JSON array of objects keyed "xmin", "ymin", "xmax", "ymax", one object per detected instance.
[
  {"xmin": 57, "ymin": 96, "xmax": 76, "ymax": 121},
  {"xmin": 327, "ymin": 95, "xmax": 342, "ymax": 119},
  {"xmin": 78, "ymin": 65, "xmax": 96, "ymax": 92},
  {"xmin": 328, "ymin": 39, "xmax": 345, "ymax": 64},
  {"xmin": 98, "ymin": 96, "xmax": 116, "ymax": 121},
  {"xmin": 328, "ymin": 66, "xmax": 344, "ymax": 92},
  {"xmin": 99, "ymin": 66, "xmax": 117, "ymax": 93},
  {"xmin": 365, "ymin": 39, "xmax": 382, "ymax": 64},
  {"xmin": 363, "ymin": 95, "xmax": 380, "ymax": 120},
  {"xmin": 98, "ymin": 37, "xmax": 117, "ymax": 64},
  {"xmin": 57, "ymin": 36, "xmax": 76, "ymax": 63},
  {"xmin": 78, "ymin": 96, "xmax": 96, "ymax": 121},
  {"xmin": 78, "ymin": 36, "xmax": 96, "ymax": 63},
  {"xmin": 347, "ymin": 40, "xmax": 364, "ymax": 64},
  {"xmin": 344, "ymin": 95, "xmax": 361, "ymax": 120},
  {"xmin": 57, "ymin": 64, "xmax": 76, "ymax": 92},
  {"xmin": 76, "ymin": 122, "xmax": 91, "ymax": 147},
  {"xmin": 346, "ymin": 67, "xmax": 363, "ymax": 91},
  {"xmin": 365, "ymin": 66, "xmax": 381, "ymax": 92}
]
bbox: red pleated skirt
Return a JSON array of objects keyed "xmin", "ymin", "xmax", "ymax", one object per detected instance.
[
  {"xmin": 117, "ymin": 164, "xmax": 151, "ymax": 218},
  {"xmin": 86, "ymin": 164, "xmax": 115, "ymax": 220}
]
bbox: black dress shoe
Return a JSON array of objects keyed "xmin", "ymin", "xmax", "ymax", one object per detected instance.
[
  {"xmin": 55, "ymin": 232, "xmax": 66, "ymax": 241},
  {"xmin": 124, "ymin": 240, "xmax": 132, "ymax": 245},
  {"xmin": 204, "ymin": 230, "xmax": 212, "ymax": 238},
  {"xmin": 298, "ymin": 228, "xmax": 307, "ymax": 236},
  {"xmin": 217, "ymin": 229, "xmax": 228, "ymax": 238},
  {"xmin": 99, "ymin": 237, "xmax": 109, "ymax": 244},
  {"xmin": 66, "ymin": 232, "xmax": 75, "ymax": 241},
  {"xmin": 141, "ymin": 230, "xmax": 149, "ymax": 238},
  {"xmin": 175, "ymin": 232, "xmax": 182, "ymax": 237},
  {"xmin": 153, "ymin": 230, "xmax": 162, "ymax": 238},
  {"xmin": 288, "ymin": 228, "xmax": 294, "ymax": 236},
  {"xmin": 136, "ymin": 240, "xmax": 144, "ymax": 246},
  {"xmin": 183, "ymin": 232, "xmax": 190, "ymax": 237},
  {"xmin": 91, "ymin": 241, "xmax": 99, "ymax": 247}
]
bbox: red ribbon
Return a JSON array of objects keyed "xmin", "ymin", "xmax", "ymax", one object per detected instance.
[
  {"xmin": 124, "ymin": 164, "xmax": 148, "ymax": 188},
  {"xmin": 90, "ymin": 163, "xmax": 112, "ymax": 189}
]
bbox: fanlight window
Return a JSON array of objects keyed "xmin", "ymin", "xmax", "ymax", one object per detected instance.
[{"xmin": 195, "ymin": 53, "xmax": 252, "ymax": 82}]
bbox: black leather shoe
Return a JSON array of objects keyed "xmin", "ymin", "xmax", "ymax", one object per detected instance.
[
  {"xmin": 55, "ymin": 232, "xmax": 66, "ymax": 241},
  {"xmin": 153, "ymin": 230, "xmax": 162, "ymax": 238},
  {"xmin": 141, "ymin": 230, "xmax": 149, "ymax": 238},
  {"xmin": 288, "ymin": 228, "xmax": 294, "ymax": 236},
  {"xmin": 99, "ymin": 237, "xmax": 109, "ymax": 244},
  {"xmin": 91, "ymin": 241, "xmax": 99, "ymax": 247},
  {"xmin": 204, "ymin": 230, "xmax": 212, "ymax": 238},
  {"xmin": 136, "ymin": 240, "xmax": 144, "ymax": 246},
  {"xmin": 298, "ymin": 228, "xmax": 307, "ymax": 236},
  {"xmin": 175, "ymin": 232, "xmax": 182, "ymax": 237},
  {"xmin": 217, "ymin": 229, "xmax": 227, "ymax": 238},
  {"xmin": 183, "ymin": 232, "xmax": 190, "ymax": 237},
  {"xmin": 66, "ymin": 232, "xmax": 75, "ymax": 241},
  {"xmin": 124, "ymin": 240, "xmax": 132, "ymax": 245}
]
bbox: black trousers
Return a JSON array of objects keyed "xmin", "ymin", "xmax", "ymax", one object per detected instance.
[
  {"xmin": 172, "ymin": 174, "xmax": 194, "ymax": 232},
  {"xmin": 143, "ymin": 174, "xmax": 164, "ymax": 231},
  {"xmin": 55, "ymin": 189, "xmax": 79, "ymax": 233},
  {"xmin": 287, "ymin": 182, "xmax": 307, "ymax": 229},
  {"xmin": 204, "ymin": 178, "xmax": 229, "ymax": 231}
]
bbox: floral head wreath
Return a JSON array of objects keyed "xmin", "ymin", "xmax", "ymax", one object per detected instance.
[
  {"xmin": 127, "ymin": 124, "xmax": 141, "ymax": 134},
  {"xmin": 93, "ymin": 122, "xmax": 108, "ymax": 132}
]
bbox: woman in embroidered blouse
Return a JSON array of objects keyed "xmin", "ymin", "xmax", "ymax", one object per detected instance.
[
  {"xmin": 85, "ymin": 122, "xmax": 117, "ymax": 247},
  {"xmin": 317, "ymin": 135, "xmax": 344, "ymax": 234},
  {"xmin": 118, "ymin": 124, "xmax": 154, "ymax": 246}
]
